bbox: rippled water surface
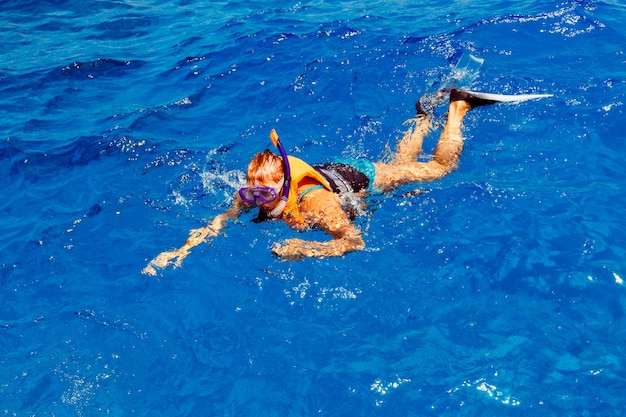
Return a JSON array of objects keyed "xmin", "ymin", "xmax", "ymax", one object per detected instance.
[{"xmin": 2, "ymin": 0, "xmax": 626, "ymax": 415}]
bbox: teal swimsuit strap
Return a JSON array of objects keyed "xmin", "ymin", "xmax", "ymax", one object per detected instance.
[{"xmin": 298, "ymin": 185, "xmax": 325, "ymax": 204}]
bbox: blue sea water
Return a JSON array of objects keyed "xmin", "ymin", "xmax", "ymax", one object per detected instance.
[{"xmin": 2, "ymin": 0, "xmax": 626, "ymax": 415}]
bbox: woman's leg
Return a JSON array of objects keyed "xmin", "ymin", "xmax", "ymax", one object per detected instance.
[
  {"xmin": 431, "ymin": 97, "xmax": 470, "ymax": 169},
  {"xmin": 391, "ymin": 114, "xmax": 432, "ymax": 165},
  {"xmin": 373, "ymin": 98, "xmax": 471, "ymax": 190}
]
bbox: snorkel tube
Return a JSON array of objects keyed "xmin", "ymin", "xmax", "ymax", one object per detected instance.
[{"xmin": 268, "ymin": 129, "xmax": 291, "ymax": 218}]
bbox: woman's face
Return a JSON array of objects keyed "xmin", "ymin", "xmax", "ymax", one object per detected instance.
[
  {"xmin": 240, "ymin": 176, "xmax": 284, "ymax": 210},
  {"xmin": 242, "ymin": 151, "xmax": 285, "ymax": 210},
  {"xmin": 257, "ymin": 179, "xmax": 284, "ymax": 211}
]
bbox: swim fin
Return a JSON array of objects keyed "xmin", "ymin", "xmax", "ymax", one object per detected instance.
[{"xmin": 450, "ymin": 88, "xmax": 554, "ymax": 108}]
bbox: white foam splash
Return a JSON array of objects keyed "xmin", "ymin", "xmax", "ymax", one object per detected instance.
[
  {"xmin": 452, "ymin": 377, "xmax": 521, "ymax": 407},
  {"xmin": 371, "ymin": 376, "xmax": 411, "ymax": 406},
  {"xmin": 199, "ymin": 167, "xmax": 246, "ymax": 201}
]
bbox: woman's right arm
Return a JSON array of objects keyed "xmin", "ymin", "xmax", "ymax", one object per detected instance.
[{"xmin": 142, "ymin": 193, "xmax": 247, "ymax": 275}]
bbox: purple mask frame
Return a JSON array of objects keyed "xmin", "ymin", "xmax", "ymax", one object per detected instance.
[{"xmin": 238, "ymin": 177, "xmax": 284, "ymax": 205}]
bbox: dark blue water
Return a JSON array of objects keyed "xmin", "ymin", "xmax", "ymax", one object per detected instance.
[{"xmin": 2, "ymin": 0, "xmax": 626, "ymax": 415}]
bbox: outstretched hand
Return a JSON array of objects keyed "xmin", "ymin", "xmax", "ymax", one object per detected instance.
[
  {"xmin": 142, "ymin": 226, "xmax": 220, "ymax": 276},
  {"xmin": 142, "ymin": 194, "xmax": 246, "ymax": 276}
]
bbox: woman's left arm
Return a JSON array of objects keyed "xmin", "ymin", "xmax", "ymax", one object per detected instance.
[{"xmin": 271, "ymin": 188, "xmax": 365, "ymax": 259}]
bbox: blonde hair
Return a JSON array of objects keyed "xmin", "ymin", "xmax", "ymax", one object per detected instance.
[{"xmin": 247, "ymin": 150, "xmax": 283, "ymax": 185}]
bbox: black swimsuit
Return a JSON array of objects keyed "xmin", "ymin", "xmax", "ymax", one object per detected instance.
[{"xmin": 313, "ymin": 163, "xmax": 370, "ymax": 194}]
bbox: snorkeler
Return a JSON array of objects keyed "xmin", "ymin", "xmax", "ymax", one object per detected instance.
[{"xmin": 143, "ymin": 87, "xmax": 551, "ymax": 276}]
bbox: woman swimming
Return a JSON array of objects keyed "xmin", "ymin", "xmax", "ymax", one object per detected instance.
[{"xmin": 143, "ymin": 89, "xmax": 540, "ymax": 275}]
